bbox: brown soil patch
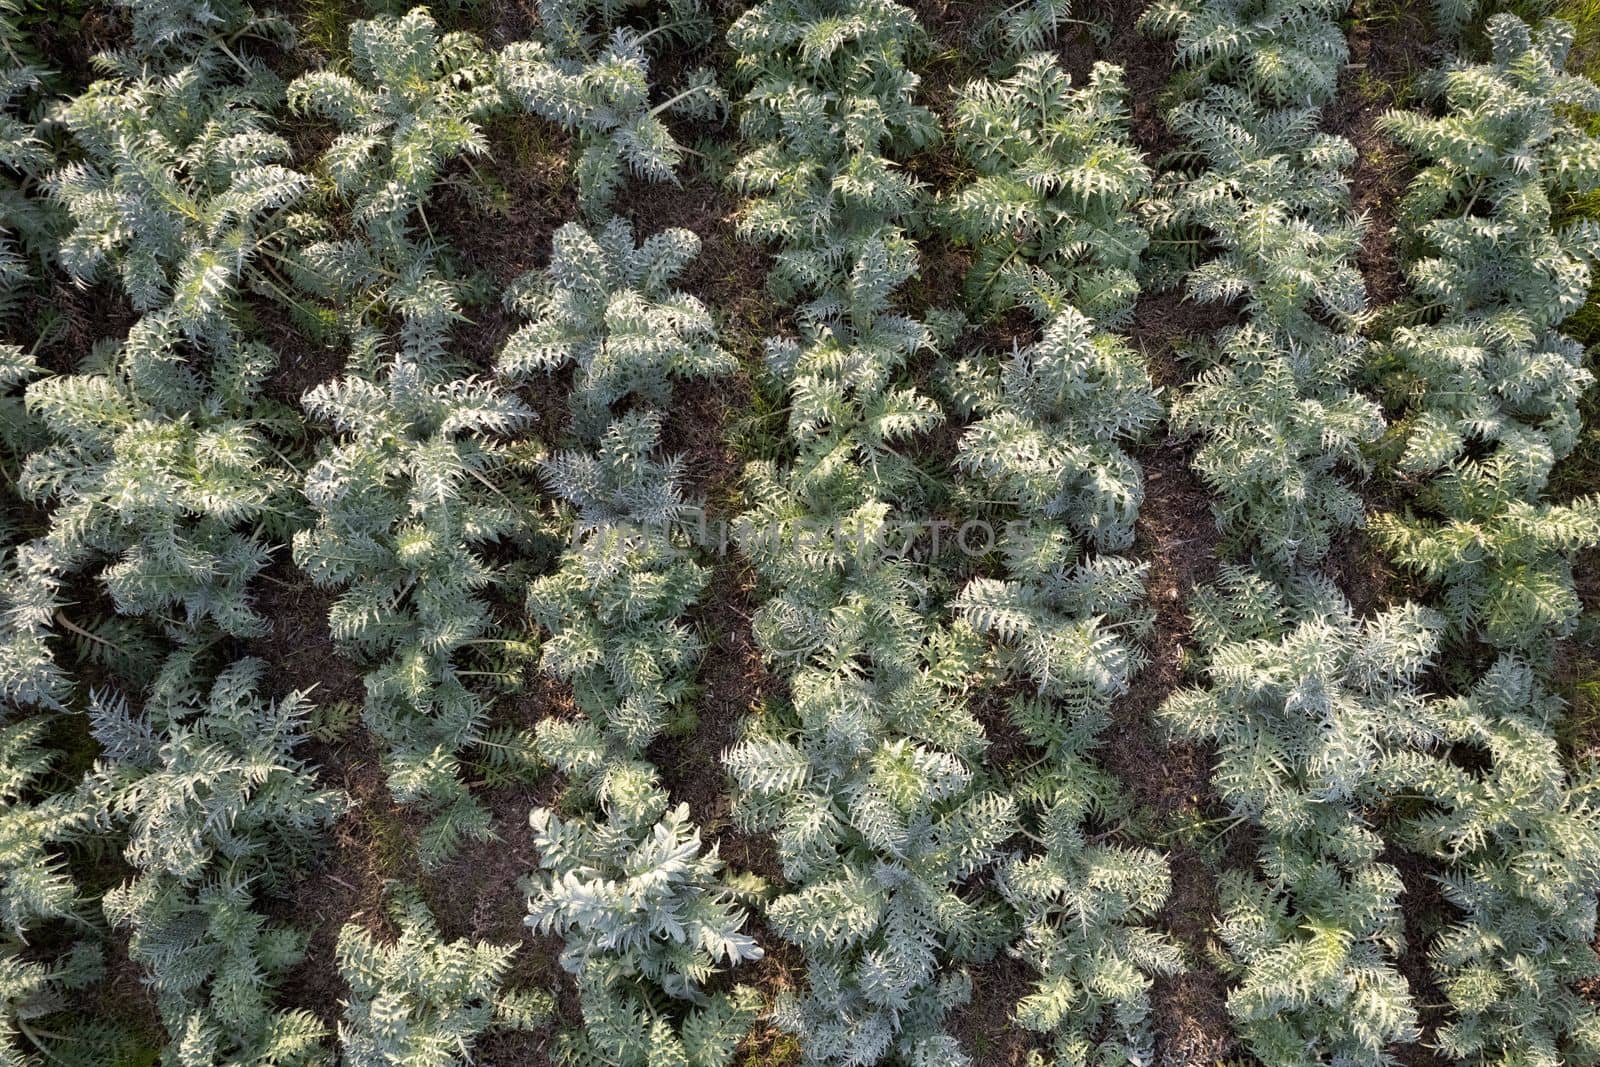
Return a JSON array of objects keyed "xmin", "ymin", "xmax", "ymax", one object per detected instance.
[
  {"xmin": 1387, "ymin": 845, "xmax": 1453, "ymax": 1067},
  {"xmin": 613, "ymin": 173, "xmax": 784, "ymax": 365},
  {"xmin": 424, "ymin": 774, "xmax": 572, "ymax": 1067},
  {"xmin": 256, "ymin": 293, "xmax": 347, "ymax": 409},
  {"xmin": 1325, "ymin": 0, "xmax": 1440, "ymax": 312},
  {"xmin": 1129, "ymin": 288, "xmax": 1242, "ymax": 389},
  {"xmin": 1117, "ymin": 435, "xmax": 1243, "ymax": 1067},
  {"xmin": 249, "ymin": 565, "xmax": 365, "ymax": 707},
  {"xmin": 276, "ymin": 729, "xmax": 418, "ymax": 1030},
  {"xmin": 1324, "ymin": 524, "xmax": 1399, "ymax": 617},
  {"xmin": 30, "ymin": 280, "xmax": 136, "ymax": 377},
  {"xmin": 652, "ymin": 557, "xmax": 789, "ymax": 884},
  {"xmin": 1107, "ymin": 439, "xmax": 1219, "ymax": 816},
  {"xmin": 950, "ymin": 952, "xmax": 1049, "ymax": 1065},
  {"xmin": 1154, "ymin": 840, "xmax": 1238, "ymax": 1064},
  {"xmin": 1073, "ymin": 0, "xmax": 1186, "ymax": 161}
]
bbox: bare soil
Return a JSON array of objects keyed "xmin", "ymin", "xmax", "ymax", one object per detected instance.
[{"xmin": 1326, "ymin": 0, "xmax": 1441, "ymax": 312}]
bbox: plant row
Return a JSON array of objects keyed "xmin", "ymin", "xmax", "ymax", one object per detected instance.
[
  {"xmin": 0, "ymin": 0, "xmax": 1597, "ymax": 1062},
  {"xmin": 0, "ymin": 2, "xmax": 568, "ymax": 1061},
  {"xmin": 1145, "ymin": 0, "xmax": 1600, "ymax": 1062}
]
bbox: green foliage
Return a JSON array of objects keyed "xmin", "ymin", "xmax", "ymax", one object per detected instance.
[
  {"xmin": 1145, "ymin": 0, "xmax": 1379, "ymax": 574},
  {"xmin": 2, "ymin": 333, "xmax": 292, "ymax": 709},
  {"xmin": 529, "ymin": 804, "xmax": 763, "ymax": 1066},
  {"xmin": 1370, "ymin": 16, "xmax": 1600, "ymax": 1066},
  {"xmin": 0, "ymin": 18, "xmax": 58, "ymax": 325},
  {"xmin": 290, "ymin": 7, "xmax": 498, "ymax": 230},
  {"xmin": 1400, "ymin": 658, "xmax": 1600, "ymax": 1066},
  {"xmin": 1161, "ymin": 570, "xmax": 1442, "ymax": 1064},
  {"xmin": 1172, "ymin": 325, "xmax": 1381, "ymax": 568},
  {"xmin": 0, "ymin": 719, "xmax": 87, "ymax": 936},
  {"xmin": 295, "ymin": 357, "xmax": 537, "ymax": 865},
  {"xmin": 752, "ymin": 239, "xmax": 942, "ymax": 511},
  {"xmin": 730, "ymin": 709, "xmax": 1015, "ymax": 1065},
  {"xmin": 1140, "ymin": 0, "xmax": 1349, "ymax": 107},
  {"xmin": 985, "ymin": 0, "xmax": 1074, "ymax": 56},
  {"xmin": 955, "ymin": 322, "xmax": 1159, "ymax": 717},
  {"xmin": 288, "ymin": 7, "xmax": 501, "ymax": 354},
  {"xmin": 0, "ymin": 717, "xmax": 134, "ymax": 1066},
  {"xmin": 1375, "ymin": 15, "xmax": 1600, "ymax": 652},
  {"xmin": 0, "ymin": 349, "xmax": 40, "ymax": 529},
  {"xmin": 722, "ymin": 3, "xmax": 1035, "ymax": 1061},
  {"xmin": 945, "ymin": 57, "xmax": 1152, "ymax": 325},
  {"xmin": 95, "ymin": 0, "xmax": 293, "ymax": 77},
  {"xmin": 498, "ymin": 219, "xmax": 734, "ymax": 439},
  {"xmin": 528, "ymin": 527, "xmax": 706, "ymax": 825},
  {"xmin": 729, "ymin": 0, "xmax": 938, "ymax": 307},
  {"xmin": 1381, "ymin": 15, "xmax": 1599, "ymax": 396},
  {"xmin": 499, "ymin": 31, "xmax": 722, "ymax": 218},
  {"xmin": 499, "ymin": 11, "xmax": 760, "ymax": 1050},
  {"xmin": 952, "ymin": 306, "xmax": 1179, "ymax": 1064},
  {"xmin": 1371, "ymin": 488, "xmax": 1600, "ymax": 649},
  {"xmin": 1, "ymin": 0, "xmax": 1597, "ymax": 1065},
  {"xmin": 725, "ymin": 537, "xmax": 1017, "ymax": 1064},
  {"xmin": 997, "ymin": 697, "xmax": 1182, "ymax": 1066},
  {"xmin": 728, "ymin": 251, "xmax": 1013, "ymax": 1057},
  {"xmin": 1211, "ymin": 865, "xmax": 1418, "ymax": 1066},
  {"xmin": 956, "ymin": 309, "xmax": 1159, "ymax": 553},
  {"xmin": 1158, "ymin": 117, "xmax": 1365, "ymax": 338},
  {"xmin": 0, "ymin": 3, "xmax": 308, "ymax": 710},
  {"xmin": 541, "ymin": 410, "xmax": 690, "ymax": 530},
  {"xmin": 338, "ymin": 890, "xmax": 547, "ymax": 1067},
  {"xmin": 88, "ymin": 658, "xmax": 346, "ymax": 1066},
  {"xmin": 53, "ymin": 61, "xmax": 308, "ymax": 334},
  {"xmin": 0, "ymin": 941, "xmax": 132, "ymax": 1067},
  {"xmin": 532, "ymin": 0, "xmax": 712, "ymax": 59}
]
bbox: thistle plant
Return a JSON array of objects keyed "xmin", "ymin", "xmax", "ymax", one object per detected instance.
[
  {"xmin": 1371, "ymin": 479, "xmax": 1600, "ymax": 651},
  {"xmin": 1145, "ymin": 0, "xmax": 1379, "ymax": 574},
  {"xmin": 53, "ymin": 59, "xmax": 309, "ymax": 347},
  {"xmin": 295, "ymin": 358, "xmax": 538, "ymax": 865},
  {"xmin": 0, "ymin": 26, "xmax": 57, "ymax": 326},
  {"xmin": 997, "ymin": 753, "xmax": 1181, "ymax": 1066},
  {"xmin": 722, "ymin": 3, "xmax": 1026, "ymax": 1060},
  {"xmin": 1139, "ymin": 0, "xmax": 1349, "ymax": 108},
  {"xmin": 945, "ymin": 57, "xmax": 1152, "ymax": 325},
  {"xmin": 540, "ymin": 410, "xmax": 690, "ymax": 531},
  {"xmin": 952, "ymin": 303, "xmax": 1178, "ymax": 1063},
  {"xmin": 753, "ymin": 237, "xmax": 942, "ymax": 510},
  {"xmin": 0, "ymin": 348, "xmax": 40, "ymax": 542},
  {"xmin": 1161, "ymin": 570, "xmax": 1442, "ymax": 1064},
  {"xmin": 338, "ymin": 890, "xmax": 548, "ymax": 1067},
  {"xmin": 527, "ymin": 804, "xmax": 763, "ymax": 1067},
  {"xmin": 504, "ymin": 120, "xmax": 761, "ymax": 1055},
  {"xmin": 954, "ymin": 310, "xmax": 1159, "ymax": 733},
  {"xmin": 1373, "ymin": 14, "xmax": 1600, "ymax": 653},
  {"xmin": 499, "ymin": 32, "xmax": 722, "ymax": 218},
  {"xmin": 0, "ymin": 17, "xmax": 310, "ymax": 709},
  {"xmin": 497, "ymin": 219, "xmax": 734, "ymax": 440},
  {"xmin": 288, "ymin": 7, "xmax": 501, "ymax": 356},
  {"xmin": 1171, "ymin": 325, "xmax": 1382, "ymax": 568},
  {"xmin": 956, "ymin": 308, "xmax": 1159, "ymax": 553},
  {"xmin": 527, "ymin": 473, "xmax": 706, "ymax": 825},
  {"xmin": 729, "ymin": 464, "xmax": 1017, "ymax": 1064},
  {"xmin": 1, "ymin": 333, "xmax": 292, "ymax": 709},
  {"xmin": 95, "ymin": 0, "xmax": 293, "ymax": 77},
  {"xmin": 0, "ymin": 716, "xmax": 133, "ymax": 1066},
  {"xmin": 534, "ymin": 0, "xmax": 713, "ymax": 59},
  {"xmin": 985, "ymin": 0, "xmax": 1074, "ymax": 56},
  {"xmin": 1400, "ymin": 659, "xmax": 1600, "ymax": 1066},
  {"xmin": 729, "ymin": 0, "xmax": 938, "ymax": 307},
  {"xmin": 87, "ymin": 659, "xmax": 346, "ymax": 1066}
]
